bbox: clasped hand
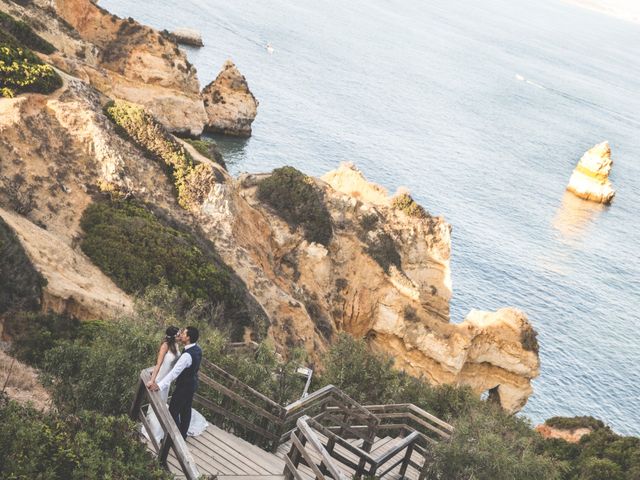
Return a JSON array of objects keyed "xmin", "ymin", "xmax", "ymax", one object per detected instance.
[{"xmin": 147, "ymin": 381, "xmax": 160, "ymax": 391}]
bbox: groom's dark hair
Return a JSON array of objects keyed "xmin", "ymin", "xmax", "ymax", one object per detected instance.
[{"xmin": 185, "ymin": 326, "xmax": 199, "ymax": 343}]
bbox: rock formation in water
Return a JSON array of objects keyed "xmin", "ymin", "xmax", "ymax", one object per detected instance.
[
  {"xmin": 202, "ymin": 60, "xmax": 259, "ymax": 137},
  {"xmin": 170, "ymin": 28, "xmax": 204, "ymax": 47},
  {"xmin": 567, "ymin": 141, "xmax": 615, "ymax": 204},
  {"xmin": 0, "ymin": 0, "xmax": 207, "ymax": 135},
  {"xmin": 0, "ymin": 2, "xmax": 539, "ymax": 411}
]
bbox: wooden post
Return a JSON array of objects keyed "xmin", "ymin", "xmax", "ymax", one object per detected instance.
[
  {"xmin": 399, "ymin": 444, "xmax": 414, "ymax": 478},
  {"xmin": 129, "ymin": 378, "xmax": 146, "ymax": 421}
]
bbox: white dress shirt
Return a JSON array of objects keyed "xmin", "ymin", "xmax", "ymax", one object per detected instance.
[{"xmin": 157, "ymin": 343, "xmax": 196, "ymax": 391}]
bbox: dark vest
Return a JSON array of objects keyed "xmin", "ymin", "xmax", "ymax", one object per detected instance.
[{"xmin": 175, "ymin": 344, "xmax": 202, "ymax": 391}]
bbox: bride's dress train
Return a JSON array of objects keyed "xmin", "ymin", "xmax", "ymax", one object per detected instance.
[{"xmin": 141, "ymin": 349, "xmax": 208, "ymax": 443}]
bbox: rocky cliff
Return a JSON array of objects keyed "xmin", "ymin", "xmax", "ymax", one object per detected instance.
[
  {"xmin": 0, "ymin": 1, "xmax": 539, "ymax": 412},
  {"xmin": 0, "ymin": 0, "xmax": 207, "ymax": 135},
  {"xmin": 202, "ymin": 60, "xmax": 259, "ymax": 137},
  {"xmin": 567, "ymin": 141, "xmax": 615, "ymax": 204}
]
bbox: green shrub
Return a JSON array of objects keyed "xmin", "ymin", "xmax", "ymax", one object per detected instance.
[
  {"xmin": 185, "ymin": 138, "xmax": 227, "ymax": 169},
  {"xmin": 0, "ymin": 217, "xmax": 47, "ymax": 315},
  {"xmin": 522, "ymin": 324, "xmax": 540, "ymax": 353},
  {"xmin": 0, "ymin": 31, "xmax": 62, "ymax": 98},
  {"xmin": 0, "ymin": 400, "xmax": 171, "ymax": 479},
  {"xmin": 0, "ymin": 11, "xmax": 55, "ymax": 54},
  {"xmin": 320, "ymin": 334, "xmax": 481, "ymax": 420},
  {"xmin": 80, "ymin": 200, "xmax": 231, "ymax": 305},
  {"xmin": 392, "ymin": 192, "xmax": 428, "ymax": 219},
  {"xmin": 104, "ymin": 100, "xmax": 196, "ymax": 207},
  {"xmin": 423, "ymin": 409, "xmax": 564, "ymax": 480},
  {"xmin": 4, "ymin": 311, "xmax": 80, "ymax": 367},
  {"xmin": 257, "ymin": 166, "xmax": 333, "ymax": 246},
  {"xmin": 545, "ymin": 416, "xmax": 606, "ymax": 432},
  {"xmin": 41, "ymin": 318, "xmax": 160, "ymax": 414},
  {"xmin": 365, "ymin": 231, "xmax": 401, "ymax": 273},
  {"xmin": 541, "ymin": 421, "xmax": 640, "ymax": 480}
]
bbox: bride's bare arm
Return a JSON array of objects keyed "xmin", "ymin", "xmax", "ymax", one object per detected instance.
[{"xmin": 147, "ymin": 342, "xmax": 169, "ymax": 388}]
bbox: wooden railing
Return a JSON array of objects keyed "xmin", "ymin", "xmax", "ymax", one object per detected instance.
[
  {"xmin": 195, "ymin": 359, "xmax": 379, "ymax": 452},
  {"xmin": 130, "ymin": 368, "xmax": 200, "ymax": 480},
  {"xmin": 131, "ymin": 359, "xmax": 453, "ymax": 480},
  {"xmin": 284, "ymin": 415, "xmax": 424, "ymax": 480}
]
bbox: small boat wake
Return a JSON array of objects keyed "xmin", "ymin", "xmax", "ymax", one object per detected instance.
[{"xmin": 515, "ymin": 73, "xmax": 639, "ymax": 127}]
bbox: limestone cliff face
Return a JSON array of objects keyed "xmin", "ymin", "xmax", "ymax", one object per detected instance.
[
  {"xmin": 202, "ymin": 60, "xmax": 259, "ymax": 137},
  {"xmin": 0, "ymin": 79, "xmax": 183, "ymax": 319},
  {"xmin": 567, "ymin": 141, "xmax": 615, "ymax": 204},
  {"xmin": 185, "ymin": 163, "xmax": 539, "ymax": 412},
  {"xmin": 0, "ymin": 77, "xmax": 539, "ymax": 409},
  {"xmin": 0, "ymin": 0, "xmax": 207, "ymax": 135}
]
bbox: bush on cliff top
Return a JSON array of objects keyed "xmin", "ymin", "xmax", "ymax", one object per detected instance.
[
  {"xmin": 80, "ymin": 199, "xmax": 231, "ymax": 307},
  {"xmin": 104, "ymin": 100, "xmax": 197, "ymax": 207},
  {"xmin": 257, "ymin": 166, "xmax": 333, "ymax": 246},
  {"xmin": 0, "ymin": 216, "xmax": 47, "ymax": 315},
  {"xmin": 542, "ymin": 424, "xmax": 640, "ymax": 480},
  {"xmin": 0, "ymin": 11, "xmax": 55, "ymax": 54},
  {"xmin": 0, "ymin": 399, "xmax": 171, "ymax": 479},
  {"xmin": 392, "ymin": 192, "xmax": 428, "ymax": 219},
  {"xmin": 185, "ymin": 137, "xmax": 227, "ymax": 169},
  {"xmin": 0, "ymin": 30, "xmax": 62, "ymax": 98}
]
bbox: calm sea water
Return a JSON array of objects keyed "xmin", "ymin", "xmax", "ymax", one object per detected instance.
[{"xmin": 101, "ymin": 0, "xmax": 640, "ymax": 435}]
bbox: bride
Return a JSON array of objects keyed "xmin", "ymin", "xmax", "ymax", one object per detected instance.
[{"xmin": 142, "ymin": 326, "xmax": 208, "ymax": 444}]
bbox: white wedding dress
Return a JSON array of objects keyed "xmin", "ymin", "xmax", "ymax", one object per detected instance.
[{"xmin": 141, "ymin": 349, "xmax": 209, "ymax": 444}]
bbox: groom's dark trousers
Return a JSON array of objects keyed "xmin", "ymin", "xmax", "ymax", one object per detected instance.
[{"xmin": 169, "ymin": 344, "xmax": 202, "ymax": 439}]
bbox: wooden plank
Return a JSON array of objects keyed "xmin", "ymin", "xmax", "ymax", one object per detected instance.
[
  {"xmin": 184, "ymin": 437, "xmax": 237, "ymax": 475},
  {"xmin": 194, "ymin": 429, "xmax": 274, "ymax": 475},
  {"xmin": 205, "ymin": 426, "xmax": 285, "ymax": 474},
  {"xmin": 199, "ymin": 374, "xmax": 282, "ymax": 424}
]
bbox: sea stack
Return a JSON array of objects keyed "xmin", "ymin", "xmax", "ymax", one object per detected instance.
[
  {"xmin": 566, "ymin": 141, "xmax": 615, "ymax": 204},
  {"xmin": 201, "ymin": 60, "xmax": 258, "ymax": 137},
  {"xmin": 170, "ymin": 28, "xmax": 204, "ymax": 47}
]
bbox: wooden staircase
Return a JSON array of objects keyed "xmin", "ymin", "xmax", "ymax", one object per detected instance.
[{"xmin": 130, "ymin": 358, "xmax": 453, "ymax": 480}]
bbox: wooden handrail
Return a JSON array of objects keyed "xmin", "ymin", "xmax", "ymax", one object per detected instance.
[
  {"xmin": 130, "ymin": 368, "xmax": 200, "ymax": 480},
  {"xmin": 133, "ymin": 357, "xmax": 454, "ymax": 479},
  {"xmin": 295, "ymin": 416, "xmax": 349, "ymax": 480}
]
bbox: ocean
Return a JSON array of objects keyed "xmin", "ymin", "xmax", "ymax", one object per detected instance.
[{"xmin": 100, "ymin": 0, "xmax": 640, "ymax": 435}]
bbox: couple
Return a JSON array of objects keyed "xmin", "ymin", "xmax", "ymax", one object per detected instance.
[{"xmin": 142, "ymin": 326, "xmax": 208, "ymax": 444}]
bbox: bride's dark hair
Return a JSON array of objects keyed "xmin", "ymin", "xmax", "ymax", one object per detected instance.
[{"xmin": 163, "ymin": 326, "xmax": 179, "ymax": 354}]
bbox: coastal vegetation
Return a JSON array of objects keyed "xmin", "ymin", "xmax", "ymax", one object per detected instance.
[
  {"xmin": 365, "ymin": 231, "xmax": 402, "ymax": 272},
  {"xmin": 80, "ymin": 200, "xmax": 230, "ymax": 304},
  {"xmin": 78, "ymin": 199, "xmax": 265, "ymax": 340},
  {"xmin": 185, "ymin": 137, "xmax": 226, "ymax": 169},
  {"xmin": 0, "ymin": 398, "xmax": 171, "ymax": 480},
  {"xmin": 392, "ymin": 192, "xmax": 428, "ymax": 219},
  {"xmin": 104, "ymin": 100, "xmax": 197, "ymax": 208},
  {"xmin": 257, "ymin": 166, "xmax": 333, "ymax": 246},
  {"xmin": 0, "ymin": 11, "xmax": 56, "ymax": 54},
  {"xmin": 0, "ymin": 30, "xmax": 62, "ymax": 98}
]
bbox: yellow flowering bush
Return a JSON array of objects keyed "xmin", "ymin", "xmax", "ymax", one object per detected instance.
[{"xmin": 0, "ymin": 36, "xmax": 62, "ymax": 98}]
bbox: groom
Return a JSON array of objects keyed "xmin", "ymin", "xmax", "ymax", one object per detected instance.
[{"xmin": 151, "ymin": 326, "xmax": 202, "ymax": 439}]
